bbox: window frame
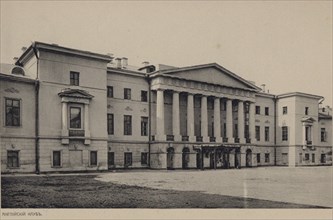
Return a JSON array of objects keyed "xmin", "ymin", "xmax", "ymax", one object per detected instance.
[
  {"xmin": 321, "ymin": 128, "xmax": 326, "ymax": 142},
  {"xmin": 255, "ymin": 126, "xmax": 260, "ymax": 141},
  {"xmin": 264, "ymin": 153, "xmax": 270, "ymax": 163},
  {"xmin": 107, "ymin": 86, "xmax": 114, "ymax": 98},
  {"xmin": 52, "ymin": 150, "xmax": 62, "ymax": 168},
  {"xmin": 124, "ymin": 115, "xmax": 132, "ymax": 135},
  {"xmin": 124, "ymin": 88, "xmax": 131, "ymax": 100},
  {"xmin": 282, "ymin": 126, "xmax": 288, "ymax": 141},
  {"xmin": 5, "ymin": 97, "xmax": 21, "ymax": 127},
  {"xmin": 107, "ymin": 114, "xmax": 114, "ymax": 135},
  {"xmin": 141, "ymin": 90, "xmax": 148, "ymax": 102},
  {"xmin": 311, "ymin": 153, "xmax": 315, "ymax": 163},
  {"xmin": 70, "ymin": 71, "xmax": 80, "ymax": 86},
  {"xmin": 255, "ymin": 106, "xmax": 260, "ymax": 115},
  {"xmin": 264, "ymin": 126, "xmax": 270, "ymax": 142},
  {"xmin": 265, "ymin": 107, "xmax": 269, "ymax": 116},
  {"xmin": 141, "ymin": 116, "xmax": 148, "ymax": 136},
  {"xmin": 305, "ymin": 153, "xmax": 310, "ymax": 161},
  {"xmin": 282, "ymin": 106, "xmax": 288, "ymax": 115},
  {"xmin": 90, "ymin": 151, "xmax": 98, "ymax": 167},
  {"xmin": 7, "ymin": 150, "xmax": 20, "ymax": 168},
  {"xmin": 69, "ymin": 106, "xmax": 82, "ymax": 129},
  {"xmin": 124, "ymin": 152, "xmax": 132, "ymax": 167},
  {"xmin": 257, "ymin": 153, "xmax": 261, "ymax": 163},
  {"xmin": 305, "ymin": 107, "xmax": 309, "ymax": 115},
  {"xmin": 141, "ymin": 152, "xmax": 148, "ymax": 165}
]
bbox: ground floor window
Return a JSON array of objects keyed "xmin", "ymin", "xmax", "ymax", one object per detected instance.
[
  {"xmin": 299, "ymin": 153, "xmax": 302, "ymax": 163},
  {"xmin": 141, "ymin": 152, "xmax": 148, "ymax": 165},
  {"xmin": 265, "ymin": 153, "xmax": 270, "ymax": 163},
  {"xmin": 321, "ymin": 154, "xmax": 326, "ymax": 163},
  {"xmin": 124, "ymin": 152, "xmax": 132, "ymax": 167},
  {"xmin": 311, "ymin": 153, "xmax": 315, "ymax": 163},
  {"xmin": 257, "ymin": 153, "xmax": 260, "ymax": 163},
  {"xmin": 305, "ymin": 153, "xmax": 310, "ymax": 161},
  {"xmin": 90, "ymin": 151, "xmax": 98, "ymax": 166},
  {"xmin": 108, "ymin": 152, "xmax": 114, "ymax": 166},
  {"xmin": 7, "ymin": 150, "xmax": 19, "ymax": 168},
  {"xmin": 52, "ymin": 151, "xmax": 61, "ymax": 167}
]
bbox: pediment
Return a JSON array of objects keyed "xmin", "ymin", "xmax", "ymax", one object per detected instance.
[
  {"xmin": 301, "ymin": 117, "xmax": 316, "ymax": 123},
  {"xmin": 58, "ymin": 89, "xmax": 94, "ymax": 99},
  {"xmin": 159, "ymin": 63, "xmax": 260, "ymax": 91}
]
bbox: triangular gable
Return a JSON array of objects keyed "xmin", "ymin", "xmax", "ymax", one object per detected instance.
[
  {"xmin": 58, "ymin": 89, "xmax": 94, "ymax": 99},
  {"xmin": 159, "ymin": 63, "xmax": 260, "ymax": 91},
  {"xmin": 301, "ymin": 117, "xmax": 316, "ymax": 123}
]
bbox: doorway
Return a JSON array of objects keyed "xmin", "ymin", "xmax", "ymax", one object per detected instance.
[
  {"xmin": 246, "ymin": 149, "xmax": 252, "ymax": 167},
  {"xmin": 167, "ymin": 147, "xmax": 175, "ymax": 170},
  {"xmin": 182, "ymin": 147, "xmax": 190, "ymax": 169}
]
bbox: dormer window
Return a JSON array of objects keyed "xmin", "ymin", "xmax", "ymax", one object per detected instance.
[
  {"xmin": 70, "ymin": 71, "xmax": 80, "ymax": 86},
  {"xmin": 11, "ymin": 66, "xmax": 25, "ymax": 76}
]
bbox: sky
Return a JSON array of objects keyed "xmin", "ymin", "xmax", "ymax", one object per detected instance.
[{"xmin": 1, "ymin": 1, "xmax": 332, "ymax": 106}]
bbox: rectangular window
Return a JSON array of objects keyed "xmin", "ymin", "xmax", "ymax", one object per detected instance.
[
  {"xmin": 305, "ymin": 107, "xmax": 309, "ymax": 115},
  {"xmin": 52, "ymin": 151, "xmax": 61, "ymax": 167},
  {"xmin": 321, "ymin": 128, "xmax": 326, "ymax": 142},
  {"xmin": 265, "ymin": 107, "xmax": 269, "ymax": 116},
  {"xmin": 282, "ymin": 106, "xmax": 288, "ymax": 114},
  {"xmin": 124, "ymin": 152, "xmax": 132, "ymax": 166},
  {"xmin": 70, "ymin": 107, "xmax": 81, "ymax": 129},
  {"xmin": 321, "ymin": 154, "xmax": 326, "ymax": 163},
  {"xmin": 265, "ymin": 153, "xmax": 270, "ymax": 163},
  {"xmin": 124, "ymin": 115, "xmax": 132, "ymax": 135},
  {"xmin": 305, "ymin": 153, "xmax": 310, "ymax": 161},
  {"xmin": 305, "ymin": 126, "xmax": 311, "ymax": 141},
  {"xmin": 222, "ymin": 102, "xmax": 227, "ymax": 111},
  {"xmin": 265, "ymin": 126, "xmax": 270, "ymax": 142},
  {"xmin": 5, "ymin": 98, "xmax": 21, "ymax": 126},
  {"xmin": 107, "ymin": 86, "xmax": 113, "ymax": 98},
  {"xmin": 108, "ymin": 152, "xmax": 115, "ymax": 166},
  {"xmin": 234, "ymin": 124, "xmax": 238, "ymax": 138},
  {"xmin": 141, "ymin": 90, "xmax": 148, "ymax": 102},
  {"xmin": 223, "ymin": 123, "xmax": 227, "ymax": 137},
  {"xmin": 311, "ymin": 153, "xmax": 315, "ymax": 163},
  {"xmin": 90, "ymin": 151, "xmax": 98, "ymax": 166},
  {"xmin": 70, "ymin": 71, "xmax": 80, "ymax": 86},
  {"xmin": 107, "ymin": 114, "xmax": 114, "ymax": 135},
  {"xmin": 141, "ymin": 117, "xmax": 148, "ymax": 136},
  {"xmin": 257, "ymin": 153, "xmax": 261, "ymax": 163},
  {"xmin": 255, "ymin": 126, "xmax": 260, "ymax": 141},
  {"xmin": 255, "ymin": 106, "xmax": 260, "ymax": 114},
  {"xmin": 7, "ymin": 150, "xmax": 19, "ymax": 168},
  {"xmin": 282, "ymin": 126, "xmax": 288, "ymax": 141},
  {"xmin": 141, "ymin": 152, "xmax": 148, "ymax": 165},
  {"xmin": 124, "ymin": 88, "xmax": 131, "ymax": 100},
  {"xmin": 299, "ymin": 153, "xmax": 303, "ymax": 163}
]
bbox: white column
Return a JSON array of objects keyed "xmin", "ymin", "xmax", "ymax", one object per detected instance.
[
  {"xmin": 61, "ymin": 102, "xmax": 69, "ymax": 144},
  {"xmin": 214, "ymin": 97, "xmax": 222, "ymax": 142},
  {"xmin": 201, "ymin": 95, "xmax": 209, "ymax": 142},
  {"xmin": 187, "ymin": 93, "xmax": 195, "ymax": 142},
  {"xmin": 156, "ymin": 89, "xmax": 166, "ymax": 140},
  {"xmin": 172, "ymin": 91, "xmax": 181, "ymax": 141},
  {"xmin": 84, "ymin": 103, "xmax": 91, "ymax": 145},
  {"xmin": 249, "ymin": 102, "xmax": 256, "ymax": 143},
  {"xmin": 238, "ymin": 101, "xmax": 245, "ymax": 143},
  {"xmin": 226, "ymin": 99, "xmax": 233, "ymax": 142}
]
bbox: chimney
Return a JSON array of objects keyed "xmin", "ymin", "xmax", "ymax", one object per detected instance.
[
  {"xmin": 115, "ymin": 58, "xmax": 121, "ymax": 69},
  {"xmin": 261, "ymin": 84, "xmax": 266, "ymax": 92},
  {"xmin": 142, "ymin": 61, "xmax": 149, "ymax": 67},
  {"xmin": 122, "ymin": 57, "xmax": 128, "ymax": 69}
]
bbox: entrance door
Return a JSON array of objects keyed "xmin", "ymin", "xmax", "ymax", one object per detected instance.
[
  {"xmin": 246, "ymin": 149, "xmax": 252, "ymax": 167},
  {"xmin": 223, "ymin": 153, "xmax": 230, "ymax": 169},
  {"xmin": 167, "ymin": 147, "xmax": 174, "ymax": 170},
  {"xmin": 182, "ymin": 148, "xmax": 190, "ymax": 169},
  {"xmin": 210, "ymin": 152, "xmax": 215, "ymax": 169},
  {"xmin": 196, "ymin": 151, "xmax": 202, "ymax": 169},
  {"xmin": 282, "ymin": 153, "xmax": 288, "ymax": 165},
  {"xmin": 235, "ymin": 149, "xmax": 241, "ymax": 168}
]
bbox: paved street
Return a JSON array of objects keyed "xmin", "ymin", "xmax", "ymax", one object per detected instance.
[{"xmin": 96, "ymin": 166, "xmax": 333, "ymax": 207}]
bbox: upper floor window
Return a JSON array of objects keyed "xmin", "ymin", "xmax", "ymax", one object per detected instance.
[
  {"xmin": 5, "ymin": 98, "xmax": 20, "ymax": 126},
  {"xmin": 255, "ymin": 106, "xmax": 260, "ymax": 114},
  {"xmin": 70, "ymin": 107, "xmax": 81, "ymax": 129},
  {"xmin": 255, "ymin": 126, "xmax": 260, "ymax": 141},
  {"xmin": 107, "ymin": 86, "xmax": 113, "ymax": 98},
  {"xmin": 305, "ymin": 107, "xmax": 309, "ymax": 115},
  {"xmin": 282, "ymin": 126, "xmax": 288, "ymax": 141},
  {"xmin": 265, "ymin": 107, "xmax": 269, "ymax": 116},
  {"xmin": 321, "ymin": 128, "xmax": 326, "ymax": 142},
  {"xmin": 141, "ymin": 117, "xmax": 148, "ymax": 136},
  {"xmin": 107, "ymin": 114, "xmax": 114, "ymax": 135},
  {"xmin": 282, "ymin": 106, "xmax": 288, "ymax": 115},
  {"xmin": 265, "ymin": 126, "xmax": 270, "ymax": 142},
  {"xmin": 124, "ymin": 115, "xmax": 132, "ymax": 135},
  {"xmin": 141, "ymin": 90, "xmax": 148, "ymax": 102},
  {"xmin": 70, "ymin": 71, "xmax": 80, "ymax": 86},
  {"xmin": 124, "ymin": 88, "xmax": 131, "ymax": 100}
]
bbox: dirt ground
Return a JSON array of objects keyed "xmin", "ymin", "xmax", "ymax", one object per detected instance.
[{"xmin": 1, "ymin": 169, "xmax": 330, "ymax": 208}]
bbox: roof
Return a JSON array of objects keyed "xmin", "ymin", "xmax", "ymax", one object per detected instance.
[
  {"xmin": 151, "ymin": 63, "xmax": 261, "ymax": 91},
  {"xmin": 58, "ymin": 89, "xmax": 94, "ymax": 99},
  {"xmin": 277, "ymin": 92, "xmax": 323, "ymax": 100},
  {"xmin": 16, "ymin": 42, "xmax": 113, "ymax": 66}
]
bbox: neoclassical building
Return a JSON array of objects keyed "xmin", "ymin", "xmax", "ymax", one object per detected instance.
[{"xmin": 1, "ymin": 42, "xmax": 332, "ymax": 173}]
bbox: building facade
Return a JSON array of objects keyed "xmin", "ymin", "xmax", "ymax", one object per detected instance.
[{"xmin": 1, "ymin": 42, "xmax": 332, "ymax": 173}]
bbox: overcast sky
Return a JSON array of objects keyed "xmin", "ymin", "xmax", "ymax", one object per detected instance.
[{"xmin": 1, "ymin": 1, "xmax": 332, "ymax": 106}]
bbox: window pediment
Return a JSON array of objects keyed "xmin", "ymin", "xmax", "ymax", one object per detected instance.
[
  {"xmin": 58, "ymin": 89, "xmax": 94, "ymax": 99},
  {"xmin": 301, "ymin": 117, "xmax": 316, "ymax": 124}
]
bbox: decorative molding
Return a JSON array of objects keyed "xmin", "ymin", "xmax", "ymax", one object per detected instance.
[
  {"xmin": 4, "ymin": 87, "xmax": 20, "ymax": 93},
  {"xmin": 125, "ymin": 106, "xmax": 133, "ymax": 111}
]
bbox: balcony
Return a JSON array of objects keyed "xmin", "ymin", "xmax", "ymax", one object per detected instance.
[
  {"xmin": 223, "ymin": 137, "xmax": 228, "ymax": 143},
  {"xmin": 234, "ymin": 137, "xmax": 240, "ymax": 143},
  {"xmin": 196, "ymin": 136, "xmax": 203, "ymax": 142},
  {"xmin": 182, "ymin": 135, "xmax": 189, "ymax": 142},
  {"xmin": 209, "ymin": 137, "xmax": 216, "ymax": 142},
  {"xmin": 69, "ymin": 129, "xmax": 85, "ymax": 137},
  {"xmin": 246, "ymin": 138, "xmax": 251, "ymax": 144},
  {"xmin": 166, "ymin": 135, "xmax": 174, "ymax": 141}
]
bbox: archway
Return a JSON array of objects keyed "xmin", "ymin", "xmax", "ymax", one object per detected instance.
[
  {"xmin": 182, "ymin": 147, "xmax": 190, "ymax": 169},
  {"xmin": 167, "ymin": 147, "xmax": 175, "ymax": 170},
  {"xmin": 246, "ymin": 149, "xmax": 252, "ymax": 167}
]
